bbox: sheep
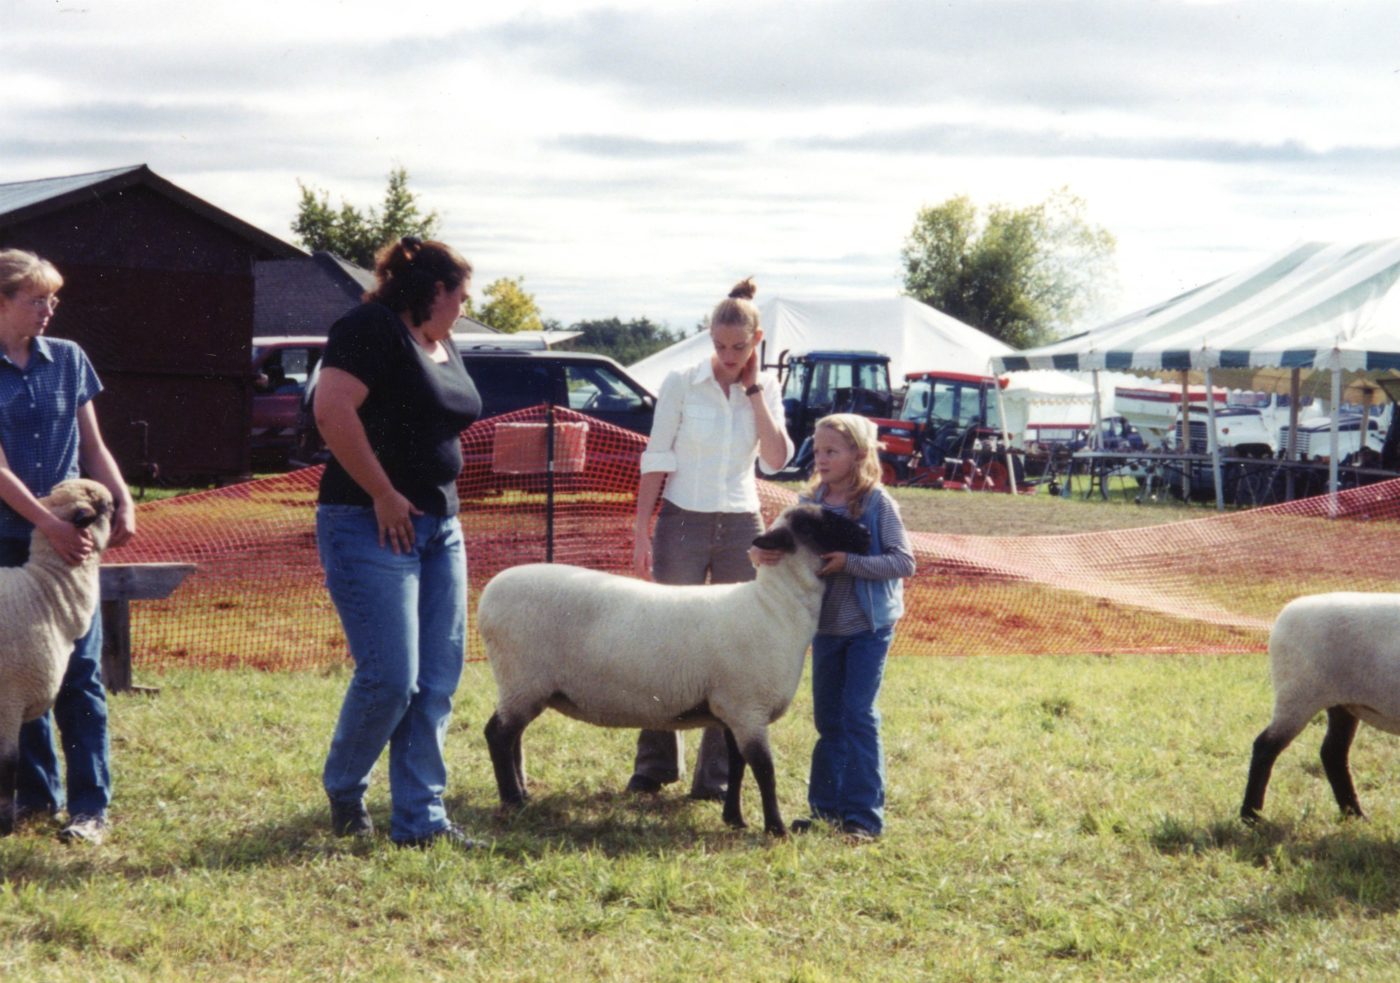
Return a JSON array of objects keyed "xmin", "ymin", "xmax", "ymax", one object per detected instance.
[
  {"xmin": 479, "ymin": 503, "xmax": 872, "ymax": 836},
  {"xmin": 1240, "ymin": 592, "xmax": 1400, "ymax": 823},
  {"xmin": 0, "ymin": 478, "xmax": 113, "ymax": 835}
]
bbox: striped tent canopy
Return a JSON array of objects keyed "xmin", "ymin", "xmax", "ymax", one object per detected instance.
[{"xmin": 993, "ymin": 240, "xmax": 1400, "ymax": 400}]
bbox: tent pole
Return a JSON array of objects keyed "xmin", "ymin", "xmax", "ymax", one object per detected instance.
[
  {"xmin": 1089, "ymin": 369, "xmax": 1103, "ymax": 450},
  {"xmin": 1329, "ymin": 365, "xmax": 1341, "ymax": 515},
  {"xmin": 1179, "ymin": 370, "xmax": 1191, "ymax": 499},
  {"xmin": 991, "ymin": 362, "xmax": 1017, "ymax": 494},
  {"xmin": 1286, "ymin": 368, "xmax": 1300, "ymax": 501},
  {"xmin": 1205, "ymin": 366, "xmax": 1224, "ymax": 511}
]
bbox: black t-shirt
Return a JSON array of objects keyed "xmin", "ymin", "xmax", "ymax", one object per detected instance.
[{"xmin": 316, "ymin": 303, "xmax": 482, "ymax": 516}]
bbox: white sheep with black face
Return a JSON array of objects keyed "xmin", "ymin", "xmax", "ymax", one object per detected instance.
[
  {"xmin": 479, "ymin": 503, "xmax": 872, "ymax": 837},
  {"xmin": 1241, "ymin": 591, "xmax": 1400, "ymax": 823},
  {"xmin": 0, "ymin": 478, "xmax": 113, "ymax": 835}
]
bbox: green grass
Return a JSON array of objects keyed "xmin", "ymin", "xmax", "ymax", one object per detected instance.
[{"xmin": 5, "ymin": 656, "xmax": 1400, "ymax": 981}]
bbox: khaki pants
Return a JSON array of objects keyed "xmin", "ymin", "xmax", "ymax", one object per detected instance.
[{"xmin": 632, "ymin": 503, "xmax": 764, "ymax": 796}]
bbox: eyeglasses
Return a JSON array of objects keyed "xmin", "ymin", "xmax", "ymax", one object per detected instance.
[{"xmin": 27, "ymin": 295, "xmax": 60, "ymax": 312}]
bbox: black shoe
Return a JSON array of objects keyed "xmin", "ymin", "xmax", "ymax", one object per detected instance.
[
  {"xmin": 12, "ymin": 804, "xmax": 59, "ymax": 829},
  {"xmin": 329, "ymin": 797, "xmax": 373, "ymax": 838},
  {"xmin": 394, "ymin": 822, "xmax": 483, "ymax": 851},
  {"xmin": 790, "ymin": 818, "xmax": 816, "ymax": 834},
  {"xmin": 625, "ymin": 774, "xmax": 665, "ymax": 795}
]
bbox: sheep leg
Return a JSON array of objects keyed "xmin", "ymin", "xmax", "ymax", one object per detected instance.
[
  {"xmin": 1320, "ymin": 706, "xmax": 1365, "ymax": 819},
  {"xmin": 741, "ymin": 735, "xmax": 786, "ymax": 838},
  {"xmin": 484, "ymin": 711, "xmax": 532, "ymax": 807},
  {"xmin": 0, "ymin": 736, "xmax": 16, "ymax": 836},
  {"xmin": 1241, "ymin": 715, "xmax": 1307, "ymax": 823},
  {"xmin": 721, "ymin": 727, "xmax": 748, "ymax": 830}
]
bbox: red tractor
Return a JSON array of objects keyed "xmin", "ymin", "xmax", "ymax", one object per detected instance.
[{"xmin": 878, "ymin": 370, "xmax": 1030, "ymax": 492}]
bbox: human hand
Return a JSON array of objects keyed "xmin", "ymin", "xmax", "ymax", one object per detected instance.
[
  {"xmin": 817, "ymin": 551, "xmax": 847, "ymax": 576},
  {"xmin": 632, "ymin": 532, "xmax": 653, "ymax": 580},
  {"xmin": 740, "ymin": 350, "xmax": 760, "ymax": 389},
  {"xmin": 108, "ymin": 501, "xmax": 136, "ymax": 549},
  {"xmin": 372, "ymin": 490, "xmax": 423, "ymax": 553},
  {"xmin": 41, "ymin": 513, "xmax": 92, "ymax": 567},
  {"xmin": 749, "ymin": 546, "xmax": 784, "ymax": 568}
]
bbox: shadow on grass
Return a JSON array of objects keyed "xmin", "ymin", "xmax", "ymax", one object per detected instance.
[
  {"xmin": 460, "ymin": 784, "xmax": 775, "ymax": 857},
  {"xmin": 0, "ymin": 786, "xmax": 771, "ymax": 889},
  {"xmin": 1150, "ymin": 813, "xmax": 1400, "ymax": 916}
]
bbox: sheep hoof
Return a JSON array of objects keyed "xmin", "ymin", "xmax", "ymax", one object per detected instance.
[
  {"xmin": 494, "ymin": 798, "xmax": 527, "ymax": 818},
  {"xmin": 723, "ymin": 815, "xmax": 747, "ymax": 830},
  {"xmin": 1239, "ymin": 807, "xmax": 1262, "ymax": 826},
  {"xmin": 766, "ymin": 823, "xmax": 788, "ymax": 838}
]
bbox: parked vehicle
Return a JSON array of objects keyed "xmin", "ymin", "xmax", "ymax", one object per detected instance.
[
  {"xmin": 251, "ymin": 335, "xmax": 326, "ymax": 460},
  {"xmin": 880, "ymin": 371, "xmax": 1030, "ymax": 492},
  {"xmin": 774, "ymin": 350, "xmax": 894, "ymax": 477},
  {"xmin": 1279, "ymin": 412, "xmax": 1386, "ymax": 464},
  {"xmin": 292, "ymin": 339, "xmax": 655, "ymax": 467},
  {"xmin": 1114, "ymin": 385, "xmax": 1225, "ymax": 448}
]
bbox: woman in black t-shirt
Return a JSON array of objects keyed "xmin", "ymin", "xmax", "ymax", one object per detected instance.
[{"xmin": 314, "ymin": 236, "xmax": 483, "ymax": 850}]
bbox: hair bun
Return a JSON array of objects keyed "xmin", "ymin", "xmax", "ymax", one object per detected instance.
[{"xmin": 727, "ymin": 277, "xmax": 757, "ymax": 301}]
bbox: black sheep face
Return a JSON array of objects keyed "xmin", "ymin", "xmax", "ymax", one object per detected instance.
[{"xmin": 753, "ymin": 505, "xmax": 871, "ymax": 556}]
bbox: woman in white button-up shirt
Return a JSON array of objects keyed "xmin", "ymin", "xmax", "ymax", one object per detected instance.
[{"xmin": 626, "ymin": 278, "xmax": 794, "ymax": 800}]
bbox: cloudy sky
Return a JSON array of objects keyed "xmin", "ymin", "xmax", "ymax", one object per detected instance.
[{"xmin": 4, "ymin": 0, "xmax": 1398, "ymax": 336}]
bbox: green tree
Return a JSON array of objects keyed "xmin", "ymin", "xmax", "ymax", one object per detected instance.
[
  {"xmin": 559, "ymin": 317, "xmax": 685, "ymax": 364},
  {"xmin": 291, "ymin": 167, "xmax": 440, "ymax": 269},
  {"xmin": 478, "ymin": 276, "xmax": 544, "ymax": 334},
  {"xmin": 900, "ymin": 188, "xmax": 1116, "ymax": 348}
]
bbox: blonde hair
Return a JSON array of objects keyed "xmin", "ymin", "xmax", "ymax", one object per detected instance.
[
  {"xmin": 709, "ymin": 276, "xmax": 760, "ymax": 337},
  {"xmin": 0, "ymin": 248, "xmax": 63, "ymax": 298},
  {"xmin": 804, "ymin": 413, "xmax": 884, "ymax": 519}
]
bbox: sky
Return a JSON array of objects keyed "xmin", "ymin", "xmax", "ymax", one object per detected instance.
[{"xmin": 4, "ymin": 0, "xmax": 1399, "ymax": 337}]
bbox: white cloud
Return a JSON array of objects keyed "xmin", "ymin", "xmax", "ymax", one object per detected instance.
[{"xmin": 2, "ymin": 0, "xmax": 1398, "ymax": 334}]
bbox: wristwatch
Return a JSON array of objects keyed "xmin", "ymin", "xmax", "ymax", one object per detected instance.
[{"xmin": 744, "ymin": 383, "xmax": 762, "ymax": 396}]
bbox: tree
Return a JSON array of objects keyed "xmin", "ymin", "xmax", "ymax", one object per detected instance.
[
  {"xmin": 900, "ymin": 188, "xmax": 1116, "ymax": 349},
  {"xmin": 291, "ymin": 167, "xmax": 440, "ymax": 269},
  {"xmin": 559, "ymin": 317, "xmax": 685, "ymax": 364},
  {"xmin": 478, "ymin": 277, "xmax": 544, "ymax": 334}
]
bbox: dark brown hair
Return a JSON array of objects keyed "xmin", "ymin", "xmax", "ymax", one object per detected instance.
[
  {"xmin": 363, "ymin": 236, "xmax": 473, "ymax": 327},
  {"xmin": 709, "ymin": 276, "xmax": 760, "ymax": 335}
]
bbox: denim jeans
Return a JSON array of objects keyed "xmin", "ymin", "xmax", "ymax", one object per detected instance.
[
  {"xmin": 317, "ymin": 506, "xmax": 467, "ymax": 842},
  {"xmin": 808, "ymin": 627, "xmax": 893, "ymax": 835},
  {"xmin": 0, "ymin": 536, "xmax": 111, "ymax": 819}
]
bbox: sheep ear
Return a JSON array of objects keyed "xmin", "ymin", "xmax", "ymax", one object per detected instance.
[
  {"xmin": 752, "ymin": 526, "xmax": 796, "ymax": 552},
  {"xmin": 815, "ymin": 511, "xmax": 872, "ymax": 554}
]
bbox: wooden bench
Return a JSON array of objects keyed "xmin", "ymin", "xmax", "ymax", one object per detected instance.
[{"xmin": 99, "ymin": 562, "xmax": 196, "ymax": 694}]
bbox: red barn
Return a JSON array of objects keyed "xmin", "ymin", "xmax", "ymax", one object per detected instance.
[{"xmin": 0, "ymin": 164, "xmax": 304, "ymax": 481}]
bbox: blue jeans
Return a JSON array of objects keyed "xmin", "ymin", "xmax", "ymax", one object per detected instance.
[
  {"xmin": 316, "ymin": 506, "xmax": 467, "ymax": 842},
  {"xmin": 0, "ymin": 537, "xmax": 111, "ymax": 819},
  {"xmin": 808, "ymin": 627, "xmax": 893, "ymax": 835}
]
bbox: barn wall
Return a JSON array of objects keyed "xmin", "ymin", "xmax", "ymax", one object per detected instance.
[{"xmin": 2, "ymin": 184, "xmax": 292, "ymax": 480}]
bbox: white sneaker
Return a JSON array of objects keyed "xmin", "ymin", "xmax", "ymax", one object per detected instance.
[{"xmin": 58, "ymin": 814, "xmax": 108, "ymax": 845}]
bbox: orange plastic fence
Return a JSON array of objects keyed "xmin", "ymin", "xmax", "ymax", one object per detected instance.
[{"xmin": 103, "ymin": 404, "xmax": 1400, "ymax": 674}]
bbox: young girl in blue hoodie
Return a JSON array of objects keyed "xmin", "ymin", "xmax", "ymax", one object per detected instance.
[{"xmin": 757, "ymin": 413, "xmax": 915, "ymax": 840}]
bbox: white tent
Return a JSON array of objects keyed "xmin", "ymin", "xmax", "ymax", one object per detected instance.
[
  {"xmin": 992, "ymin": 239, "xmax": 1400, "ymax": 503},
  {"xmin": 629, "ymin": 295, "xmax": 1012, "ymax": 391},
  {"xmin": 992, "ymin": 239, "xmax": 1400, "ymax": 383}
]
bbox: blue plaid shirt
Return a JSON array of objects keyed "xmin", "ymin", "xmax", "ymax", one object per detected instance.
[{"xmin": 0, "ymin": 336, "xmax": 102, "ymax": 539}]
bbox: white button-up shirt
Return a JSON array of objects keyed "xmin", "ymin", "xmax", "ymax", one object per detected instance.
[{"xmin": 639, "ymin": 359, "xmax": 794, "ymax": 513}]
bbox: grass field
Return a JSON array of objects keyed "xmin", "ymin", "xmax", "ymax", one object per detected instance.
[
  {"xmin": 4, "ymin": 654, "xmax": 1400, "ymax": 981},
  {"xmin": 5, "ymin": 478, "xmax": 1395, "ymax": 979}
]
